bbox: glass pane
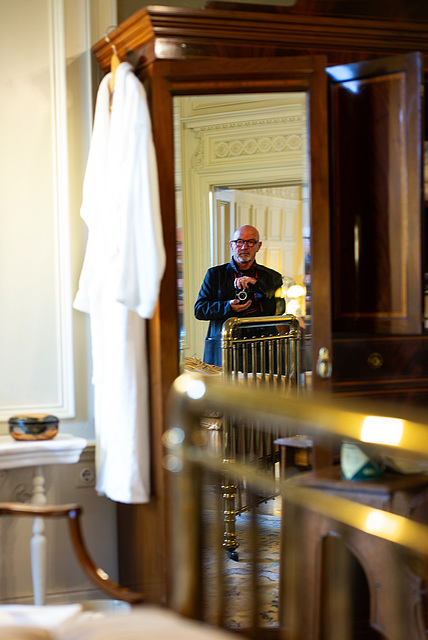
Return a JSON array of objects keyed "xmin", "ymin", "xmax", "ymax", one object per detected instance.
[{"xmin": 174, "ymin": 92, "xmax": 311, "ymax": 380}]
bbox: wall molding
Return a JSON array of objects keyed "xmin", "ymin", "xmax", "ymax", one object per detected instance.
[
  {"xmin": 0, "ymin": 0, "xmax": 75, "ymax": 421},
  {"xmin": 48, "ymin": 0, "xmax": 75, "ymax": 419}
]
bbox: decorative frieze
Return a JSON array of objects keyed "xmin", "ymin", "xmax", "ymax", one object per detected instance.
[
  {"xmin": 214, "ymin": 133, "xmax": 302, "ymax": 159},
  {"xmin": 190, "ymin": 116, "xmax": 304, "ymax": 169}
]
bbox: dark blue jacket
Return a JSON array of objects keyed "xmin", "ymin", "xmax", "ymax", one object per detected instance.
[{"xmin": 194, "ymin": 261, "xmax": 283, "ymax": 366}]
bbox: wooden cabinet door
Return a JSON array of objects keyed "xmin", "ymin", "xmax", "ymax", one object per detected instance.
[
  {"xmin": 327, "ymin": 52, "xmax": 423, "ymax": 335},
  {"xmin": 146, "ymin": 55, "xmax": 332, "ymax": 394}
]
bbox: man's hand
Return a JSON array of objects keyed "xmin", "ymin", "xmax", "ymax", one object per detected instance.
[
  {"xmin": 234, "ymin": 276, "xmax": 257, "ymax": 290},
  {"xmin": 230, "ymin": 298, "xmax": 252, "ymax": 312}
]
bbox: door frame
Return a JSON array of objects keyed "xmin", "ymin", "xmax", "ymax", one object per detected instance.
[{"xmin": 146, "ymin": 55, "xmax": 333, "ymax": 405}]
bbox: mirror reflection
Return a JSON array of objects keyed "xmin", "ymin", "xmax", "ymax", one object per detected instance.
[{"xmin": 174, "ymin": 92, "xmax": 311, "ymax": 379}]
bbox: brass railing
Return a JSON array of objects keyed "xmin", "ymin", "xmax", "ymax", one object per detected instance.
[
  {"xmin": 221, "ymin": 315, "xmax": 301, "ymax": 559},
  {"xmin": 166, "ymin": 372, "xmax": 428, "ymax": 640}
]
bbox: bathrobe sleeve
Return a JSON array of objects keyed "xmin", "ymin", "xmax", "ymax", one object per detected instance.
[{"xmin": 110, "ymin": 65, "xmax": 165, "ymax": 318}]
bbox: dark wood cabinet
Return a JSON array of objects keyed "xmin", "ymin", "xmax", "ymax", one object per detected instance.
[
  {"xmin": 328, "ymin": 53, "xmax": 423, "ymax": 336},
  {"xmin": 91, "ymin": 0, "xmax": 428, "ymax": 604},
  {"xmin": 327, "ymin": 52, "xmax": 427, "ymax": 405}
]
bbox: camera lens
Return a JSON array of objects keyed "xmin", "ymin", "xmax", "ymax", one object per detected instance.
[{"xmin": 237, "ymin": 290, "xmax": 248, "ymax": 302}]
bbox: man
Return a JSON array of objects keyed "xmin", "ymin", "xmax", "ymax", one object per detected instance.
[{"xmin": 194, "ymin": 225, "xmax": 284, "ymax": 366}]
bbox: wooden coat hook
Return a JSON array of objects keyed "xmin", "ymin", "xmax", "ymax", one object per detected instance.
[{"xmin": 104, "ymin": 30, "xmax": 122, "ymax": 92}]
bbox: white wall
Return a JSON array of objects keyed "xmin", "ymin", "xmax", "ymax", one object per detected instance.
[{"xmin": 0, "ymin": 0, "xmax": 120, "ymax": 604}]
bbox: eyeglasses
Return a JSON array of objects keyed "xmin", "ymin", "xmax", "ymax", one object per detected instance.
[{"xmin": 232, "ymin": 239, "xmax": 259, "ymax": 248}]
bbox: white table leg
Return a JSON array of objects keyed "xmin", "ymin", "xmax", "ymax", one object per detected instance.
[{"xmin": 31, "ymin": 465, "xmax": 47, "ymax": 605}]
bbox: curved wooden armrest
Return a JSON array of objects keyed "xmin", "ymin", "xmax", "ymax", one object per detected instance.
[
  {"xmin": 0, "ymin": 501, "xmax": 144, "ymax": 605},
  {"xmin": 0, "ymin": 502, "xmax": 82, "ymax": 518}
]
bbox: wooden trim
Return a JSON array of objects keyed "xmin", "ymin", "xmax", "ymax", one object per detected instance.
[{"xmin": 92, "ymin": 5, "xmax": 428, "ymax": 74}]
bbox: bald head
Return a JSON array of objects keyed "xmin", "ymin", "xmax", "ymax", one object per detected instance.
[
  {"xmin": 229, "ymin": 225, "xmax": 261, "ymax": 270},
  {"xmin": 232, "ymin": 225, "xmax": 260, "ymax": 243}
]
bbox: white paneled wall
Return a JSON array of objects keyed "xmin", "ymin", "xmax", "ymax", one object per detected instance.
[
  {"xmin": 0, "ymin": 0, "xmax": 74, "ymax": 420},
  {"xmin": 0, "ymin": 0, "xmax": 119, "ymax": 604}
]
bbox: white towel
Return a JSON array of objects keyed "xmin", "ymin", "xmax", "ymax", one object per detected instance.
[{"xmin": 74, "ymin": 62, "xmax": 165, "ymax": 503}]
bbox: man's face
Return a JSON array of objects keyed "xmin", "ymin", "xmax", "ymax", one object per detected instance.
[{"xmin": 229, "ymin": 228, "xmax": 261, "ymax": 269}]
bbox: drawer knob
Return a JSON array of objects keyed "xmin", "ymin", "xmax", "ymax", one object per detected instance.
[{"xmin": 367, "ymin": 352, "xmax": 383, "ymax": 369}]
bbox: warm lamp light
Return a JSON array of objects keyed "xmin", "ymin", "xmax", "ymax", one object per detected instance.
[
  {"xmin": 286, "ymin": 284, "xmax": 306, "ymax": 299},
  {"xmin": 283, "ymin": 277, "xmax": 306, "ymax": 317}
]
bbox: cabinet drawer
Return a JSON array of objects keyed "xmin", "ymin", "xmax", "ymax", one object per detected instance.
[
  {"xmin": 332, "ymin": 337, "xmax": 428, "ymax": 406},
  {"xmin": 332, "ymin": 336, "xmax": 428, "ymax": 383},
  {"xmin": 332, "ymin": 337, "xmax": 428, "ymax": 407}
]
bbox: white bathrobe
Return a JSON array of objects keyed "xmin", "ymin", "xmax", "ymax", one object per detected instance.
[{"xmin": 74, "ymin": 62, "xmax": 165, "ymax": 503}]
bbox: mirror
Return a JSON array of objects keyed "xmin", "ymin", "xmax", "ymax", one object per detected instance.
[{"xmin": 174, "ymin": 92, "xmax": 311, "ymax": 379}]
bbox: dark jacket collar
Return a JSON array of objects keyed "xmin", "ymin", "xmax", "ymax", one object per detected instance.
[{"xmin": 230, "ymin": 257, "xmax": 257, "ymax": 277}]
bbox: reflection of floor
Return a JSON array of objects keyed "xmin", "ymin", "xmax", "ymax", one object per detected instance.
[
  {"xmin": 202, "ymin": 505, "xmax": 281, "ymax": 629},
  {"xmin": 201, "ymin": 468, "xmax": 281, "ymax": 628}
]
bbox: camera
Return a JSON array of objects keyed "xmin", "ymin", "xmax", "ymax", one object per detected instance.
[{"xmin": 235, "ymin": 285, "xmax": 253, "ymax": 304}]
